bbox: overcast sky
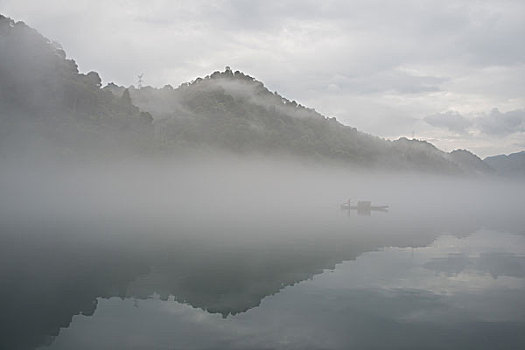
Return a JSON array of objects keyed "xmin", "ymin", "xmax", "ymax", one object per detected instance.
[{"xmin": 2, "ymin": 0, "xmax": 524, "ymax": 157}]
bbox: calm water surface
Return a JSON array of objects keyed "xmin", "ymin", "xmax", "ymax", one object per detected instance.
[{"xmin": 1, "ymin": 167, "xmax": 524, "ymax": 349}]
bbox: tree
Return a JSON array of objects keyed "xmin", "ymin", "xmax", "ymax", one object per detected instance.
[
  {"xmin": 121, "ymin": 88, "xmax": 132, "ymax": 105},
  {"xmin": 85, "ymin": 71, "xmax": 102, "ymax": 88}
]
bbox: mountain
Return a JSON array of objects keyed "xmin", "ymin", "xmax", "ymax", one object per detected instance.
[
  {"xmin": 106, "ymin": 71, "xmax": 487, "ymax": 174},
  {"xmin": 0, "ymin": 13, "xmax": 496, "ymax": 175},
  {"xmin": 448, "ymin": 149, "xmax": 495, "ymax": 175},
  {"xmin": 105, "ymin": 71, "xmax": 391, "ymax": 166},
  {"xmin": 484, "ymin": 151, "xmax": 525, "ymax": 178},
  {"xmin": 0, "ymin": 14, "xmax": 153, "ymax": 157}
]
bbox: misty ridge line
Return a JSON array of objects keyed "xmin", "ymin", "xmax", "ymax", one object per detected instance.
[{"xmin": 0, "ymin": 14, "xmax": 524, "ymax": 177}]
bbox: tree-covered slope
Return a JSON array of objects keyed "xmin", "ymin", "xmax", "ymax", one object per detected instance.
[
  {"xmin": 448, "ymin": 149, "xmax": 494, "ymax": 175},
  {"xmin": 106, "ymin": 70, "xmax": 384, "ymax": 164},
  {"xmin": 107, "ymin": 69, "xmax": 483, "ymax": 173},
  {"xmin": 0, "ymin": 13, "xmax": 499, "ymax": 174},
  {"xmin": 0, "ymin": 14, "xmax": 153, "ymax": 157}
]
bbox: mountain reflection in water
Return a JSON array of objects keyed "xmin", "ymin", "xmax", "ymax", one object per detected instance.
[{"xmin": 0, "ymin": 169, "xmax": 524, "ymax": 349}]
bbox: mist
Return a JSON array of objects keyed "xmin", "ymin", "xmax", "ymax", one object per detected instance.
[
  {"xmin": 1, "ymin": 155, "xmax": 523, "ymax": 232},
  {"xmin": 2, "ymin": 153, "xmax": 525, "ymax": 349},
  {"xmin": 2, "ymin": 9, "xmax": 525, "ymax": 350}
]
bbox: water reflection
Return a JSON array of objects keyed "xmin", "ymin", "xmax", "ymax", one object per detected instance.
[
  {"xmin": 0, "ymin": 182, "xmax": 524, "ymax": 349},
  {"xmin": 41, "ymin": 230, "xmax": 525, "ymax": 350}
]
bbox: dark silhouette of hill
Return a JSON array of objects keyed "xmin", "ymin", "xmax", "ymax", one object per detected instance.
[
  {"xmin": 0, "ymin": 13, "xmax": 506, "ymax": 174},
  {"xmin": 448, "ymin": 149, "xmax": 494, "ymax": 175},
  {"xmin": 0, "ymin": 14, "xmax": 153, "ymax": 157},
  {"xmin": 484, "ymin": 151, "xmax": 525, "ymax": 178},
  {"xmin": 106, "ymin": 70, "xmax": 492, "ymax": 174}
]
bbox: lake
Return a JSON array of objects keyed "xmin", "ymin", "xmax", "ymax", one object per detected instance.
[{"xmin": 1, "ymin": 162, "xmax": 524, "ymax": 349}]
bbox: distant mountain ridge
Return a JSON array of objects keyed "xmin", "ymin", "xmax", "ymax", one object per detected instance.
[
  {"xmin": 448, "ymin": 149, "xmax": 494, "ymax": 175},
  {"xmin": 0, "ymin": 13, "xmax": 522, "ymax": 177},
  {"xmin": 484, "ymin": 151, "xmax": 525, "ymax": 178}
]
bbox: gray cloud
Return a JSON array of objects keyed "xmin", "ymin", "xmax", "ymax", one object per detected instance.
[
  {"xmin": 476, "ymin": 108, "xmax": 525, "ymax": 136},
  {"xmin": 424, "ymin": 108, "xmax": 525, "ymax": 137},
  {"xmin": 424, "ymin": 111, "xmax": 473, "ymax": 134}
]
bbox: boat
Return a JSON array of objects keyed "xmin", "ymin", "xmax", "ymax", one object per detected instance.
[{"xmin": 340, "ymin": 200, "xmax": 389, "ymax": 212}]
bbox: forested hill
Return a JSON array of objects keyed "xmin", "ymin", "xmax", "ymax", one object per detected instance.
[
  {"xmin": 0, "ymin": 14, "xmax": 153, "ymax": 157},
  {"xmin": 105, "ymin": 69, "xmax": 488, "ymax": 174},
  {"xmin": 0, "ymin": 14, "xmax": 498, "ymax": 174},
  {"xmin": 105, "ymin": 69, "xmax": 393, "ymax": 166}
]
